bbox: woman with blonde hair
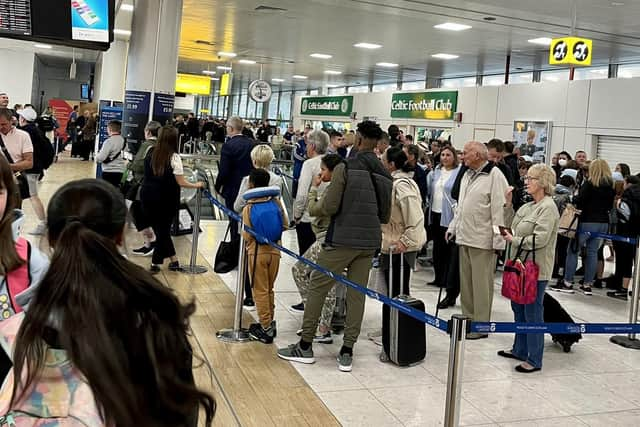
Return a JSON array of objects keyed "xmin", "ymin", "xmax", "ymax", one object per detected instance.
[
  {"xmin": 499, "ymin": 164, "xmax": 559, "ymax": 372},
  {"xmin": 551, "ymin": 159, "xmax": 615, "ymax": 295}
]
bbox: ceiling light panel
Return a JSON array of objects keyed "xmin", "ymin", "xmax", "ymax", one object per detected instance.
[
  {"xmin": 217, "ymin": 66, "xmax": 232, "ymax": 70},
  {"xmin": 272, "ymin": 78, "xmax": 285, "ymax": 82},
  {"xmin": 376, "ymin": 62, "xmax": 398, "ymax": 67},
  {"xmin": 324, "ymin": 70, "xmax": 342, "ymax": 75},
  {"xmin": 202, "ymin": 70, "xmax": 216, "ymax": 75},
  {"xmin": 218, "ymin": 51, "xmax": 237, "ymax": 57},
  {"xmin": 310, "ymin": 53, "xmax": 332, "ymax": 59},
  {"xmin": 238, "ymin": 59, "xmax": 256, "ymax": 64},
  {"xmin": 34, "ymin": 43, "xmax": 52, "ymax": 49},
  {"xmin": 528, "ymin": 37, "xmax": 552, "ymax": 46},
  {"xmin": 432, "ymin": 53, "xmax": 459, "ymax": 59},
  {"xmin": 434, "ymin": 22, "xmax": 472, "ymax": 31},
  {"xmin": 292, "ymin": 75, "xmax": 308, "ymax": 79},
  {"xmin": 354, "ymin": 42, "xmax": 382, "ymax": 49}
]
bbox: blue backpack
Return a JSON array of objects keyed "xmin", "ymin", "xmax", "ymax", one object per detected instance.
[{"xmin": 244, "ymin": 187, "xmax": 283, "ymax": 244}]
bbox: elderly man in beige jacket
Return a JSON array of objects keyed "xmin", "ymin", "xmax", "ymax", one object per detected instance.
[{"xmin": 447, "ymin": 141, "xmax": 509, "ymax": 339}]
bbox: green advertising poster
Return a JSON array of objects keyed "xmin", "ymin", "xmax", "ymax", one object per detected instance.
[
  {"xmin": 390, "ymin": 91, "xmax": 458, "ymax": 120},
  {"xmin": 300, "ymin": 96, "xmax": 354, "ymax": 116}
]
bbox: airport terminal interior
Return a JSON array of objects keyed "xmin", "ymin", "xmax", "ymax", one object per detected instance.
[{"xmin": 1, "ymin": 0, "xmax": 640, "ymax": 426}]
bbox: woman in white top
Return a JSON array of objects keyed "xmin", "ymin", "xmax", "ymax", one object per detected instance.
[{"xmin": 426, "ymin": 146, "xmax": 462, "ymax": 304}]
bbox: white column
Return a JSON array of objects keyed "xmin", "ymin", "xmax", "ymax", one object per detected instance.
[{"xmin": 94, "ymin": 39, "xmax": 128, "ymax": 103}]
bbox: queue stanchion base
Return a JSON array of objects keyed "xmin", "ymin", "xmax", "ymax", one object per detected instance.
[
  {"xmin": 216, "ymin": 328, "xmax": 252, "ymax": 343},
  {"xmin": 182, "ymin": 265, "xmax": 208, "ymax": 275},
  {"xmin": 610, "ymin": 336, "xmax": 640, "ymax": 350}
]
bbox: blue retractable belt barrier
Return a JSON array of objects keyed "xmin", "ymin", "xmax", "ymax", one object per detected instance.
[
  {"xmin": 203, "ymin": 190, "xmax": 449, "ymax": 333},
  {"xmin": 559, "ymin": 227, "xmax": 638, "ymax": 245},
  {"xmin": 204, "ymin": 190, "xmax": 640, "ymax": 336},
  {"xmin": 470, "ymin": 321, "xmax": 640, "ymax": 335},
  {"xmin": 273, "ymin": 167, "xmax": 297, "ymax": 182}
]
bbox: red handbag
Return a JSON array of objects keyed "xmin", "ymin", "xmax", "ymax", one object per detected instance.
[{"xmin": 501, "ymin": 235, "xmax": 539, "ymax": 305}]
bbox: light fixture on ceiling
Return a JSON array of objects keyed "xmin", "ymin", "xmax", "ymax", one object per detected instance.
[
  {"xmin": 218, "ymin": 51, "xmax": 237, "ymax": 57},
  {"xmin": 292, "ymin": 75, "xmax": 308, "ymax": 79},
  {"xmin": 432, "ymin": 53, "xmax": 459, "ymax": 60},
  {"xmin": 310, "ymin": 53, "xmax": 332, "ymax": 59},
  {"xmin": 202, "ymin": 70, "xmax": 216, "ymax": 75},
  {"xmin": 114, "ymin": 29, "xmax": 131, "ymax": 36},
  {"xmin": 34, "ymin": 43, "xmax": 52, "ymax": 49},
  {"xmin": 354, "ymin": 42, "xmax": 382, "ymax": 49},
  {"xmin": 326, "ymin": 84, "xmax": 341, "ymax": 88},
  {"xmin": 324, "ymin": 70, "xmax": 342, "ymax": 75},
  {"xmin": 434, "ymin": 22, "xmax": 472, "ymax": 31},
  {"xmin": 272, "ymin": 78, "xmax": 285, "ymax": 82},
  {"xmin": 238, "ymin": 59, "xmax": 256, "ymax": 64},
  {"xmin": 528, "ymin": 37, "xmax": 553, "ymax": 46},
  {"xmin": 217, "ymin": 66, "xmax": 232, "ymax": 70},
  {"xmin": 120, "ymin": 4, "xmax": 134, "ymax": 11},
  {"xmin": 210, "ymin": 77, "xmax": 220, "ymax": 81},
  {"xmin": 376, "ymin": 62, "xmax": 398, "ymax": 67}
]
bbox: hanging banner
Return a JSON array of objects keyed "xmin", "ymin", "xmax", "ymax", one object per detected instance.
[
  {"xmin": 152, "ymin": 93, "xmax": 175, "ymax": 125},
  {"xmin": 96, "ymin": 102, "xmax": 123, "ymax": 178},
  {"xmin": 549, "ymin": 37, "xmax": 592, "ymax": 66},
  {"xmin": 300, "ymin": 96, "xmax": 353, "ymax": 117},
  {"xmin": 122, "ymin": 90, "xmax": 150, "ymax": 144},
  {"xmin": 390, "ymin": 91, "xmax": 458, "ymax": 120}
]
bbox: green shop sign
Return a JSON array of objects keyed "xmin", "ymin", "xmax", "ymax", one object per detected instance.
[
  {"xmin": 300, "ymin": 96, "xmax": 353, "ymax": 116},
  {"xmin": 391, "ymin": 91, "xmax": 458, "ymax": 120}
]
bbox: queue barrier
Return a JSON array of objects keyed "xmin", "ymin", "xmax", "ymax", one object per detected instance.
[
  {"xmin": 559, "ymin": 227, "xmax": 637, "ymax": 245},
  {"xmin": 198, "ymin": 189, "xmax": 640, "ymax": 427}
]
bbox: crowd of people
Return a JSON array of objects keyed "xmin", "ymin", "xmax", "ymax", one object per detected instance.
[{"xmin": 1, "ymin": 97, "xmax": 639, "ymax": 421}]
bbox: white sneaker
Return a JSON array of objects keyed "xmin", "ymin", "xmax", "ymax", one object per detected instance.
[{"xmin": 28, "ymin": 223, "xmax": 46, "ymax": 236}]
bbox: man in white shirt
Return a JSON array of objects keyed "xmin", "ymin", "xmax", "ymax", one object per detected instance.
[{"xmin": 0, "ymin": 108, "xmax": 33, "ymax": 205}]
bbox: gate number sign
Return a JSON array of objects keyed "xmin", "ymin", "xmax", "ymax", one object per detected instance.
[{"xmin": 549, "ymin": 37, "xmax": 592, "ymax": 66}]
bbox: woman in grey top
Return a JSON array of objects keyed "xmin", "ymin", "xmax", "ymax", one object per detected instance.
[{"xmin": 498, "ymin": 164, "xmax": 559, "ymax": 373}]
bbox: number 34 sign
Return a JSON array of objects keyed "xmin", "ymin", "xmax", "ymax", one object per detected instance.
[{"xmin": 549, "ymin": 37, "xmax": 593, "ymax": 66}]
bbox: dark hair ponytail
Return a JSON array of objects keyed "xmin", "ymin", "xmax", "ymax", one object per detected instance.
[
  {"xmin": 385, "ymin": 146, "xmax": 413, "ymax": 173},
  {"xmin": 11, "ymin": 179, "xmax": 215, "ymax": 426}
]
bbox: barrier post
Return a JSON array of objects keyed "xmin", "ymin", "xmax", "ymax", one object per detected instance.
[
  {"xmin": 216, "ymin": 220, "xmax": 252, "ymax": 343},
  {"xmin": 610, "ymin": 239, "xmax": 640, "ymax": 349},
  {"xmin": 182, "ymin": 189, "xmax": 208, "ymax": 274},
  {"xmin": 444, "ymin": 314, "xmax": 470, "ymax": 427}
]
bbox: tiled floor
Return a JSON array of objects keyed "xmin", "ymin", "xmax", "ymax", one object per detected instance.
[
  {"xmin": 196, "ymin": 221, "xmax": 640, "ymax": 427},
  {"xmin": 21, "ymin": 157, "xmax": 640, "ymax": 426}
]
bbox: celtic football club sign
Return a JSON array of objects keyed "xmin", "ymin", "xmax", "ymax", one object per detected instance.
[{"xmin": 300, "ymin": 96, "xmax": 353, "ymax": 117}]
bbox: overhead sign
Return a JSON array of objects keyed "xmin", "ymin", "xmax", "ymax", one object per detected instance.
[
  {"xmin": 549, "ymin": 37, "xmax": 592, "ymax": 66},
  {"xmin": 219, "ymin": 73, "xmax": 233, "ymax": 96},
  {"xmin": 300, "ymin": 96, "xmax": 353, "ymax": 117},
  {"xmin": 175, "ymin": 73, "xmax": 211, "ymax": 95},
  {"xmin": 71, "ymin": 0, "xmax": 110, "ymax": 42},
  {"xmin": 248, "ymin": 80, "xmax": 272, "ymax": 103},
  {"xmin": 390, "ymin": 91, "xmax": 458, "ymax": 120},
  {"xmin": 0, "ymin": 0, "xmax": 31, "ymax": 36}
]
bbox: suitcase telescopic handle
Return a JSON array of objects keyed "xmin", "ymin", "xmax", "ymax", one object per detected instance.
[{"xmin": 387, "ymin": 246, "xmax": 404, "ymax": 298}]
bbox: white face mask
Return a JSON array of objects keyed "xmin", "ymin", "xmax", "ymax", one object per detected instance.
[{"xmin": 558, "ymin": 159, "xmax": 568, "ymax": 167}]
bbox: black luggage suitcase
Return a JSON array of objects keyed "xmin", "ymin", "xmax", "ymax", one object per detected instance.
[
  {"xmin": 543, "ymin": 292, "xmax": 582, "ymax": 352},
  {"xmin": 382, "ymin": 252, "xmax": 426, "ymax": 366}
]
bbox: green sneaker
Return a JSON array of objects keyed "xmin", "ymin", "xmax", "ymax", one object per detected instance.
[
  {"xmin": 277, "ymin": 343, "xmax": 315, "ymax": 364},
  {"xmin": 337, "ymin": 352, "xmax": 353, "ymax": 372}
]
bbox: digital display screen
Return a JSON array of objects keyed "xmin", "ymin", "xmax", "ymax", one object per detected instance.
[
  {"xmin": 81, "ymin": 83, "xmax": 89, "ymax": 99},
  {"xmin": 0, "ymin": 0, "xmax": 32, "ymax": 35},
  {"xmin": 70, "ymin": 0, "xmax": 108, "ymax": 42}
]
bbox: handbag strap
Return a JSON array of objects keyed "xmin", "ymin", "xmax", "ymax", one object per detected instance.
[
  {"xmin": 0, "ymin": 134, "xmax": 16, "ymax": 164},
  {"xmin": 513, "ymin": 233, "xmax": 536, "ymax": 263}
]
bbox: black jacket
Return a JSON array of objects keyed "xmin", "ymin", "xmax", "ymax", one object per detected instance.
[
  {"xmin": 214, "ymin": 135, "xmax": 255, "ymax": 204},
  {"xmin": 574, "ymin": 180, "xmax": 616, "ymax": 224}
]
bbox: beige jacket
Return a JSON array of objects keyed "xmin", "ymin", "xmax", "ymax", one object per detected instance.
[
  {"xmin": 448, "ymin": 162, "xmax": 508, "ymax": 251},
  {"xmin": 381, "ymin": 170, "xmax": 427, "ymax": 253},
  {"xmin": 505, "ymin": 196, "xmax": 560, "ymax": 281}
]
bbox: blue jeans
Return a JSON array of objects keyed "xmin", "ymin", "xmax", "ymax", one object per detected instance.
[
  {"xmin": 511, "ymin": 281, "xmax": 547, "ymax": 369},
  {"xmin": 563, "ymin": 222, "xmax": 608, "ymax": 284}
]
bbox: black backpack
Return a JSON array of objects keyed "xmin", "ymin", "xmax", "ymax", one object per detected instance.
[
  {"xmin": 36, "ymin": 116, "xmax": 55, "ymax": 132},
  {"xmin": 33, "ymin": 129, "xmax": 55, "ymax": 170}
]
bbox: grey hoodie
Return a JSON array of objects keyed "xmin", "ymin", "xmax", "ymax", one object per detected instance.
[{"xmin": 0, "ymin": 210, "xmax": 49, "ymax": 318}]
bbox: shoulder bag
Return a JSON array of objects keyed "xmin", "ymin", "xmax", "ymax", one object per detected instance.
[
  {"xmin": 214, "ymin": 224, "xmax": 239, "ymax": 273},
  {"xmin": 0, "ymin": 134, "xmax": 30, "ymax": 200},
  {"xmin": 558, "ymin": 203, "xmax": 581, "ymax": 239},
  {"xmin": 501, "ymin": 234, "xmax": 539, "ymax": 305}
]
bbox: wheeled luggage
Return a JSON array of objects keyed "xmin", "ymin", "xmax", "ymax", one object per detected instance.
[
  {"xmin": 543, "ymin": 292, "xmax": 582, "ymax": 352},
  {"xmin": 382, "ymin": 252, "xmax": 426, "ymax": 366}
]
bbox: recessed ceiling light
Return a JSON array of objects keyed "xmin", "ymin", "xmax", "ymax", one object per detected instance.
[
  {"xmin": 120, "ymin": 4, "xmax": 134, "ymax": 11},
  {"xmin": 310, "ymin": 53, "xmax": 332, "ymax": 59},
  {"xmin": 238, "ymin": 59, "xmax": 256, "ymax": 64},
  {"xmin": 432, "ymin": 53, "xmax": 459, "ymax": 59},
  {"xmin": 272, "ymin": 78, "xmax": 285, "ymax": 82},
  {"xmin": 217, "ymin": 51, "xmax": 237, "ymax": 57},
  {"xmin": 528, "ymin": 37, "xmax": 553, "ymax": 46},
  {"xmin": 202, "ymin": 70, "xmax": 216, "ymax": 75},
  {"xmin": 34, "ymin": 43, "xmax": 52, "ymax": 49},
  {"xmin": 324, "ymin": 70, "xmax": 342, "ymax": 75},
  {"xmin": 113, "ymin": 29, "xmax": 131, "ymax": 36},
  {"xmin": 292, "ymin": 75, "xmax": 308, "ymax": 79},
  {"xmin": 217, "ymin": 66, "xmax": 232, "ymax": 70},
  {"xmin": 376, "ymin": 62, "xmax": 398, "ymax": 68},
  {"xmin": 434, "ymin": 22, "xmax": 472, "ymax": 31},
  {"xmin": 354, "ymin": 42, "xmax": 382, "ymax": 49}
]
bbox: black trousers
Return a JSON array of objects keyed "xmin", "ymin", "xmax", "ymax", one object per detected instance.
[
  {"xmin": 382, "ymin": 253, "xmax": 412, "ymax": 298},
  {"xmin": 295, "ymin": 221, "xmax": 316, "ymax": 256},
  {"xmin": 144, "ymin": 201, "xmax": 177, "ymax": 265},
  {"xmin": 430, "ymin": 212, "xmax": 449, "ymax": 286},
  {"xmin": 101, "ymin": 172, "xmax": 123, "ymax": 189},
  {"xmin": 444, "ymin": 242, "xmax": 460, "ymax": 300},
  {"xmin": 553, "ymin": 235, "xmax": 570, "ymax": 278},
  {"xmin": 613, "ymin": 239, "xmax": 636, "ymax": 286},
  {"xmin": 131, "ymin": 199, "xmax": 151, "ymax": 231}
]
